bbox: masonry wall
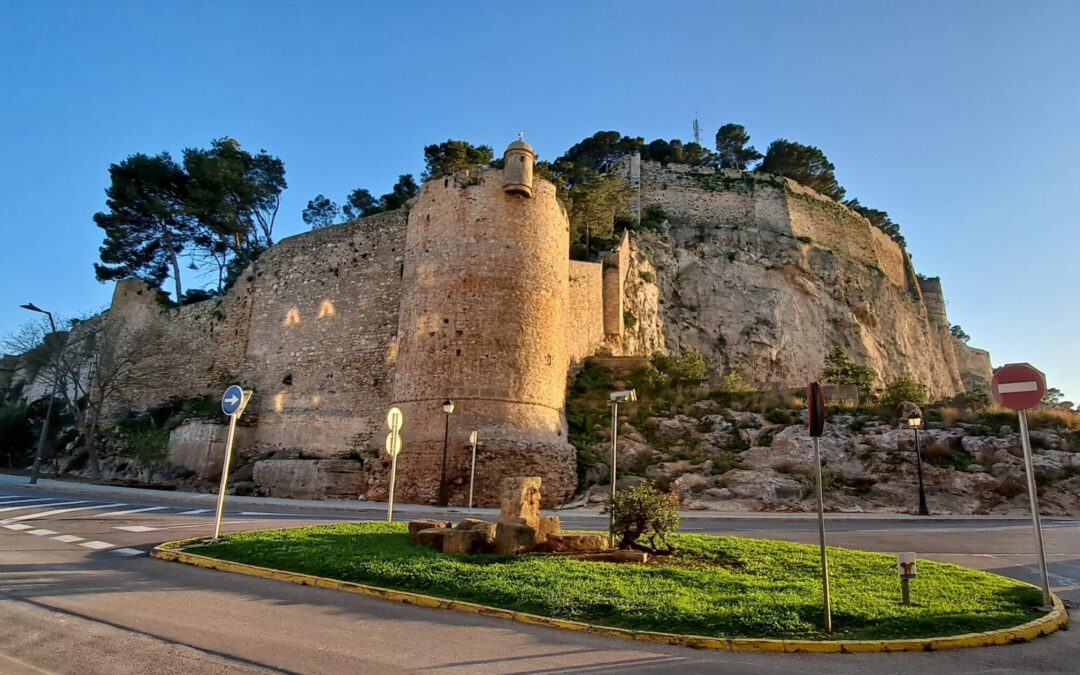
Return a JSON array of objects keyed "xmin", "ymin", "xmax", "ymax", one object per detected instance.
[
  {"xmin": 567, "ymin": 260, "xmax": 606, "ymax": 365},
  {"xmin": 388, "ymin": 169, "xmax": 576, "ymax": 507},
  {"xmin": 100, "ymin": 276, "xmax": 254, "ymax": 415},
  {"xmin": 242, "ymin": 211, "xmax": 406, "ymax": 461}
]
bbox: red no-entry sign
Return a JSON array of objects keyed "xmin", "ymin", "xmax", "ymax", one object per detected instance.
[{"xmin": 991, "ymin": 363, "xmax": 1047, "ymax": 411}]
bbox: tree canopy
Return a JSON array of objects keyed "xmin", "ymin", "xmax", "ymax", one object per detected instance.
[
  {"xmin": 714, "ymin": 124, "xmax": 762, "ymax": 170},
  {"xmin": 949, "ymin": 324, "xmax": 971, "ymax": 343},
  {"xmin": 94, "ymin": 138, "xmax": 287, "ymax": 303},
  {"xmin": 93, "ymin": 152, "xmax": 193, "ymax": 305},
  {"xmin": 759, "ymin": 139, "xmax": 846, "ymax": 201},
  {"xmin": 421, "ymin": 140, "xmax": 494, "ymax": 181},
  {"xmin": 302, "ymin": 195, "xmax": 340, "ymax": 230},
  {"xmin": 843, "ymin": 198, "xmax": 905, "ymax": 247},
  {"xmin": 821, "ymin": 346, "xmax": 878, "ymax": 394}
]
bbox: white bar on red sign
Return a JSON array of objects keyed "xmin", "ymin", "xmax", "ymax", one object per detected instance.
[{"xmin": 998, "ymin": 381, "xmax": 1039, "ymax": 394}]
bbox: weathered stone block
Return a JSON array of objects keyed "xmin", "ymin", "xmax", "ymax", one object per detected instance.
[
  {"xmin": 252, "ymin": 459, "xmax": 363, "ymax": 499},
  {"xmin": 469, "ymin": 522, "xmax": 497, "ymax": 546},
  {"xmin": 454, "ymin": 518, "xmax": 488, "ymax": 530},
  {"xmin": 442, "ymin": 529, "xmax": 486, "ymax": 555},
  {"xmin": 408, "ymin": 519, "xmax": 449, "ymax": 542},
  {"xmin": 542, "ymin": 533, "xmax": 609, "ymax": 553},
  {"xmin": 166, "ymin": 421, "xmax": 255, "ymax": 479},
  {"xmin": 500, "ymin": 476, "xmax": 541, "ymax": 529},
  {"xmin": 494, "ymin": 521, "xmax": 536, "ymax": 555},
  {"xmin": 536, "ymin": 515, "xmax": 560, "ymax": 544},
  {"xmin": 416, "ymin": 528, "xmax": 451, "ymax": 552}
]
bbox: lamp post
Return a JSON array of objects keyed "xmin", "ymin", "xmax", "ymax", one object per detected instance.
[
  {"xmin": 902, "ymin": 402, "xmax": 930, "ymax": 516},
  {"xmin": 607, "ymin": 389, "xmax": 637, "ymax": 545},
  {"xmin": 20, "ymin": 303, "xmax": 59, "ymax": 485},
  {"xmin": 438, "ymin": 398, "xmax": 455, "ymax": 506}
]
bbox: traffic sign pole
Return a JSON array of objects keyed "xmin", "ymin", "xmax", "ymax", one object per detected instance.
[
  {"xmin": 991, "ymin": 363, "xmax": 1053, "ymax": 609},
  {"xmin": 213, "ymin": 386, "xmax": 251, "ymax": 541},
  {"xmin": 1018, "ymin": 409, "xmax": 1053, "ymax": 608},
  {"xmin": 808, "ymin": 382, "xmax": 832, "ymax": 633},
  {"xmin": 387, "ymin": 452, "xmax": 398, "ymax": 523},
  {"xmin": 468, "ymin": 430, "xmax": 478, "ymax": 511}
]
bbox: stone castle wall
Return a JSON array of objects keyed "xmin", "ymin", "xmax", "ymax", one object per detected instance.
[
  {"xmin": 387, "ymin": 170, "xmax": 576, "ymax": 507},
  {"xmin": 567, "ymin": 260, "xmax": 606, "ymax": 364},
  {"xmin": 620, "ymin": 159, "xmax": 981, "ymax": 397}
]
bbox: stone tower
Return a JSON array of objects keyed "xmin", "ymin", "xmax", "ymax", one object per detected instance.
[
  {"xmin": 389, "ymin": 140, "xmax": 576, "ymax": 507},
  {"xmin": 501, "ymin": 134, "xmax": 535, "ymax": 197}
]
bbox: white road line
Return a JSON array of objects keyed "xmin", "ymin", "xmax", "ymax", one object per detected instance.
[
  {"xmin": 52, "ymin": 534, "xmax": 84, "ymax": 543},
  {"xmin": 0, "ymin": 500, "xmax": 86, "ymax": 513},
  {"xmin": 0, "ymin": 497, "xmax": 54, "ymax": 505},
  {"xmin": 0, "ymin": 503, "xmax": 127, "ymax": 524},
  {"xmin": 113, "ymin": 525, "xmax": 158, "ymax": 532},
  {"xmin": 113, "ymin": 548, "xmax": 144, "ymax": 556},
  {"xmin": 73, "ymin": 505, "xmax": 170, "ymax": 519},
  {"xmin": 28, "ymin": 528, "xmax": 58, "ymax": 536},
  {"xmin": 79, "ymin": 540, "xmax": 114, "ymax": 550},
  {"xmin": 2, "ymin": 523, "xmax": 34, "ymax": 530},
  {"xmin": 177, "ymin": 509, "xmax": 211, "ymax": 515}
]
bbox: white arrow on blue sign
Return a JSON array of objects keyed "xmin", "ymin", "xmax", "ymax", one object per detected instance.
[{"xmin": 221, "ymin": 385, "xmax": 245, "ymax": 416}]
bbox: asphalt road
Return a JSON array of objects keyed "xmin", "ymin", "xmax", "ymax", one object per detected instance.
[{"xmin": 0, "ymin": 478, "xmax": 1076, "ymax": 674}]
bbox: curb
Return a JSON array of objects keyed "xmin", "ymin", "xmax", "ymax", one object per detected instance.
[{"xmin": 151, "ymin": 537, "xmax": 1069, "ymax": 653}]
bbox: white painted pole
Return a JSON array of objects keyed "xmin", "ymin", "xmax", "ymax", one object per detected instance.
[
  {"xmin": 468, "ymin": 433, "xmax": 478, "ymax": 511},
  {"xmin": 212, "ymin": 411, "xmax": 239, "ymax": 541},
  {"xmin": 813, "ymin": 436, "xmax": 833, "ymax": 633},
  {"xmin": 1018, "ymin": 410, "xmax": 1053, "ymax": 608},
  {"xmin": 609, "ymin": 401, "xmax": 618, "ymax": 545},
  {"xmin": 387, "ymin": 452, "xmax": 398, "ymax": 524}
]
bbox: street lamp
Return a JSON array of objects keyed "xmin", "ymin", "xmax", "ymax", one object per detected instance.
[
  {"xmin": 438, "ymin": 398, "xmax": 455, "ymax": 506},
  {"xmin": 608, "ymin": 389, "xmax": 637, "ymax": 544},
  {"xmin": 20, "ymin": 303, "xmax": 59, "ymax": 485},
  {"xmin": 901, "ymin": 401, "xmax": 930, "ymax": 516}
]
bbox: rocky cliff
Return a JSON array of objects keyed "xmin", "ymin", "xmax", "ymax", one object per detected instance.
[{"xmin": 615, "ymin": 160, "xmax": 990, "ymax": 397}]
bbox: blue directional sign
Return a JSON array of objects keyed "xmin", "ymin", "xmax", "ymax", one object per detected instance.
[{"xmin": 221, "ymin": 385, "xmax": 245, "ymax": 416}]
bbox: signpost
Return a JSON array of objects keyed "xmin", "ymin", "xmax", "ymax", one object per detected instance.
[
  {"xmin": 897, "ymin": 552, "xmax": 917, "ymax": 605},
  {"xmin": 808, "ymin": 381, "xmax": 832, "ymax": 633},
  {"xmin": 213, "ymin": 385, "xmax": 252, "ymax": 541},
  {"xmin": 467, "ymin": 430, "xmax": 479, "ymax": 511},
  {"xmin": 991, "ymin": 363, "xmax": 1052, "ymax": 609},
  {"xmin": 385, "ymin": 407, "xmax": 404, "ymax": 523}
]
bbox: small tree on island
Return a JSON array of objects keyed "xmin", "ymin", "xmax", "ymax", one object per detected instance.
[
  {"xmin": 607, "ymin": 482, "xmax": 680, "ymax": 554},
  {"xmin": 880, "ymin": 374, "xmax": 929, "ymax": 410},
  {"xmin": 821, "ymin": 346, "xmax": 878, "ymax": 403}
]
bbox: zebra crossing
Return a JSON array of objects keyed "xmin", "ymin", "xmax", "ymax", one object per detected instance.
[{"xmin": 0, "ymin": 492, "xmax": 237, "ymax": 557}]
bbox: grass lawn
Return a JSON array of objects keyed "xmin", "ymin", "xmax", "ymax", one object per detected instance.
[{"xmin": 184, "ymin": 523, "xmax": 1044, "ymax": 640}]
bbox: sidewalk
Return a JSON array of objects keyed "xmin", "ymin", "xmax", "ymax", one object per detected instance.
[{"xmin": 0, "ymin": 472, "xmax": 1039, "ymax": 522}]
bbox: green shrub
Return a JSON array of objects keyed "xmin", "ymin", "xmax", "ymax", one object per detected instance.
[
  {"xmin": 764, "ymin": 408, "xmax": 791, "ymax": 425},
  {"xmin": 0, "ymin": 405, "xmax": 34, "ymax": 468},
  {"xmin": 717, "ymin": 369, "xmax": 752, "ymax": 393},
  {"xmin": 639, "ymin": 270, "xmax": 655, "ymax": 283},
  {"xmin": 606, "ymin": 482, "xmax": 681, "ymax": 553},
  {"xmin": 880, "ymin": 374, "xmax": 929, "ymax": 410},
  {"xmin": 623, "ymin": 310, "xmax": 637, "ymax": 329},
  {"xmin": 639, "ymin": 204, "xmax": 668, "ymax": 230}
]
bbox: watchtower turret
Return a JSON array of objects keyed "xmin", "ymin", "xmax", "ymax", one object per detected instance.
[{"xmin": 502, "ymin": 134, "xmax": 535, "ymax": 197}]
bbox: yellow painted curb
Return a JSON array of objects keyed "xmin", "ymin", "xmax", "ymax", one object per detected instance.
[{"xmin": 151, "ymin": 538, "xmax": 1069, "ymax": 654}]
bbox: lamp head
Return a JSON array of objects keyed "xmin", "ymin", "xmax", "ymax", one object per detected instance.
[
  {"xmin": 442, "ymin": 399, "xmax": 455, "ymax": 414},
  {"xmin": 19, "ymin": 303, "xmax": 44, "ymax": 314},
  {"xmin": 609, "ymin": 389, "xmax": 637, "ymax": 403}
]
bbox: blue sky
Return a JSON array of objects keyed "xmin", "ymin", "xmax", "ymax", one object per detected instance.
[{"xmin": 1, "ymin": 0, "xmax": 1077, "ymax": 401}]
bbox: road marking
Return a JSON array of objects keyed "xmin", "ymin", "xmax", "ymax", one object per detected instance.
[
  {"xmin": 177, "ymin": 509, "xmax": 211, "ymax": 515},
  {"xmin": 52, "ymin": 534, "xmax": 83, "ymax": 543},
  {"xmin": 27, "ymin": 528, "xmax": 58, "ymax": 536},
  {"xmin": 2, "ymin": 523, "xmax": 34, "ymax": 530},
  {"xmin": 79, "ymin": 540, "xmax": 114, "ymax": 550},
  {"xmin": 998, "ymin": 381, "xmax": 1039, "ymax": 393},
  {"xmin": 73, "ymin": 505, "xmax": 169, "ymax": 519},
  {"xmin": 0, "ymin": 500, "xmax": 86, "ymax": 513},
  {"xmin": 113, "ymin": 525, "xmax": 158, "ymax": 532},
  {"xmin": 113, "ymin": 548, "xmax": 144, "ymax": 556},
  {"xmin": 0, "ymin": 503, "xmax": 127, "ymax": 524},
  {"xmin": 0, "ymin": 497, "xmax": 54, "ymax": 505}
]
